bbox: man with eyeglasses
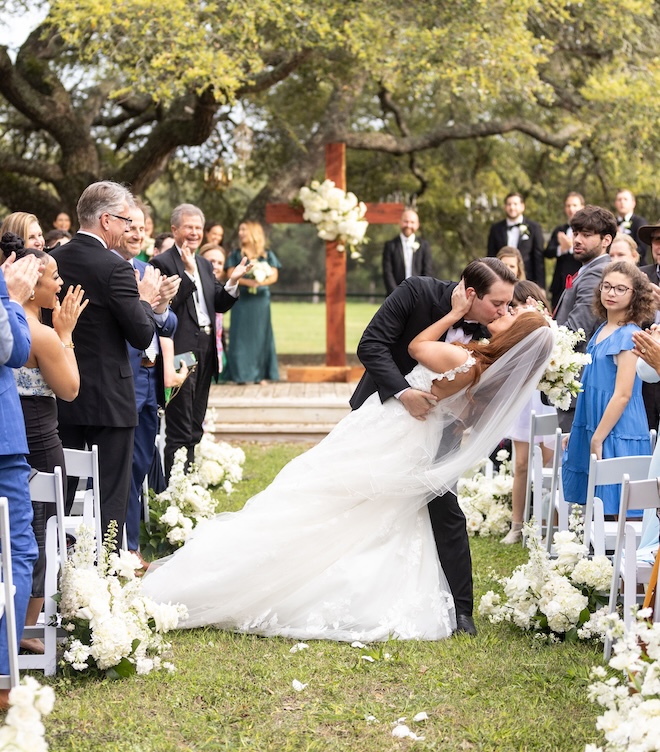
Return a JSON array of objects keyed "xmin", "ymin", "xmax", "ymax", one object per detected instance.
[
  {"xmin": 51, "ymin": 181, "xmax": 163, "ymax": 545},
  {"xmin": 635, "ymin": 221, "xmax": 660, "ymax": 430},
  {"xmin": 553, "ymin": 205, "xmax": 617, "ymax": 430}
]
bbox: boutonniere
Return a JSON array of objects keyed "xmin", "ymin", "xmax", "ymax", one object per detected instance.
[
  {"xmin": 622, "ymin": 220, "xmax": 632, "ymax": 231},
  {"xmin": 411, "ymin": 241, "xmax": 420, "ymax": 252},
  {"xmin": 519, "ymin": 224, "xmax": 529, "ymax": 240}
]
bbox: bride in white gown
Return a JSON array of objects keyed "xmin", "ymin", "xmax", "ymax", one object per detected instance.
[{"xmin": 143, "ymin": 299, "xmax": 555, "ymax": 642}]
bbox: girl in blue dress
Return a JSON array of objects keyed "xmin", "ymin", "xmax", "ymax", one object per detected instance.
[{"xmin": 562, "ymin": 261, "xmax": 655, "ymax": 513}]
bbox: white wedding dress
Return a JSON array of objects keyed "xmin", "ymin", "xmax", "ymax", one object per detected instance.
[{"xmin": 143, "ymin": 330, "xmax": 555, "ymax": 642}]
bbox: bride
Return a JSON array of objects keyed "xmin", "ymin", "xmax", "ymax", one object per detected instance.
[{"xmin": 143, "ymin": 290, "xmax": 554, "ymax": 642}]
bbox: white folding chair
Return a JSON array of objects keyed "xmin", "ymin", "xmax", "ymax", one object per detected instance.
[
  {"xmin": 19, "ymin": 467, "xmax": 67, "ymax": 675},
  {"xmin": 584, "ymin": 453, "xmax": 651, "ymax": 554},
  {"xmin": 604, "ymin": 475, "xmax": 660, "ymax": 660},
  {"xmin": 63, "ymin": 445, "xmax": 102, "ymax": 558},
  {"xmin": 522, "ymin": 410, "xmax": 559, "ymax": 537},
  {"xmin": 0, "ymin": 497, "xmax": 19, "ymax": 690}
]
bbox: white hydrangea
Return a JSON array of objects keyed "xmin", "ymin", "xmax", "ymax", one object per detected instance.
[
  {"xmin": 458, "ymin": 456, "xmax": 513, "ymax": 538},
  {"xmin": 0, "ymin": 677, "xmax": 55, "ymax": 752},
  {"xmin": 538, "ymin": 323, "xmax": 591, "ymax": 409}
]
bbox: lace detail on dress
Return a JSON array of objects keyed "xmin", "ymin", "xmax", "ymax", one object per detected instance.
[
  {"xmin": 405, "ymin": 355, "xmax": 476, "ymax": 392},
  {"xmin": 13, "ymin": 367, "xmax": 54, "ymax": 398}
]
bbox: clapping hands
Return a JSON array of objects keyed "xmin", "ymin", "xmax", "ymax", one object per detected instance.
[{"xmin": 52, "ymin": 285, "xmax": 89, "ymax": 340}]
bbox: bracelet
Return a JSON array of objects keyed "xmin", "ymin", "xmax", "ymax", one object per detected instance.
[{"xmin": 62, "ymin": 342, "xmax": 75, "ymax": 349}]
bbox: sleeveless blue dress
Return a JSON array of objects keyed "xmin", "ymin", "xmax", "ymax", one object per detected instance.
[{"xmin": 562, "ymin": 323, "xmax": 650, "ymax": 514}]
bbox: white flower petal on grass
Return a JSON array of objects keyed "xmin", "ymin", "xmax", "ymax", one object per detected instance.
[
  {"xmin": 292, "ymin": 680, "xmax": 308, "ymax": 692},
  {"xmin": 351, "ymin": 641, "xmax": 366, "ymax": 648},
  {"xmin": 392, "ymin": 724, "xmax": 412, "ymax": 738},
  {"xmin": 361, "ymin": 655, "xmax": 375, "ymax": 663},
  {"xmin": 364, "ymin": 715, "xmax": 379, "ymax": 724},
  {"xmin": 289, "ymin": 642, "xmax": 309, "ymax": 654},
  {"xmin": 412, "ymin": 711, "xmax": 429, "ymax": 722}
]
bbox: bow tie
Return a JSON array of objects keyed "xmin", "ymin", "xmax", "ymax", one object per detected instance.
[
  {"xmin": 455, "ymin": 319, "xmax": 482, "ymax": 336},
  {"xmin": 508, "ymin": 222, "xmax": 522, "ymax": 229}
]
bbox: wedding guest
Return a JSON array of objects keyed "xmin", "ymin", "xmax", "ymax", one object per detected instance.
[
  {"xmin": 0, "ymin": 212, "xmax": 45, "ymax": 252},
  {"xmin": 199, "ymin": 244, "xmax": 226, "ymax": 376},
  {"xmin": 382, "ymin": 209, "xmax": 433, "ymax": 295},
  {"xmin": 487, "ymin": 192, "xmax": 545, "ymax": 288},
  {"xmin": 152, "ymin": 232, "xmax": 175, "ymax": 257},
  {"xmin": 544, "ymin": 192, "xmax": 585, "ymax": 310},
  {"xmin": 136, "ymin": 204, "xmax": 156, "ymax": 262},
  {"xmin": 562, "ymin": 262, "xmax": 655, "ymax": 514},
  {"xmin": 204, "ymin": 221, "xmax": 224, "ymax": 247},
  {"xmin": 44, "ymin": 229, "xmax": 72, "ymax": 250},
  {"xmin": 496, "ymin": 246, "xmax": 526, "ymax": 280},
  {"xmin": 52, "ymin": 211, "xmax": 72, "ymax": 232},
  {"xmin": 3, "ymin": 236, "xmax": 87, "ymax": 652},
  {"xmin": 0, "ymin": 251, "xmax": 41, "ymax": 706},
  {"xmin": 614, "ymin": 189, "xmax": 648, "ymax": 264},
  {"xmin": 224, "ymin": 221, "xmax": 280, "ymax": 384},
  {"xmin": 637, "ymin": 220, "xmax": 660, "ymax": 431},
  {"xmin": 608, "ymin": 233, "xmax": 640, "ymax": 265}
]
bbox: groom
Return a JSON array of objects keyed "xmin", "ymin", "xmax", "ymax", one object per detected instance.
[{"xmin": 351, "ymin": 257, "xmax": 517, "ymax": 635}]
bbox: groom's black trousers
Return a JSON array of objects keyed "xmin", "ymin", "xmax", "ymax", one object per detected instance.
[{"xmin": 427, "ymin": 490, "xmax": 473, "ymax": 617}]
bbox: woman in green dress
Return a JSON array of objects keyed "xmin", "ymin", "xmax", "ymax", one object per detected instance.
[{"xmin": 224, "ymin": 221, "xmax": 281, "ymax": 384}]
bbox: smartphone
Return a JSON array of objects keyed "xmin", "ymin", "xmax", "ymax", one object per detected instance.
[{"xmin": 174, "ymin": 351, "xmax": 197, "ymax": 370}]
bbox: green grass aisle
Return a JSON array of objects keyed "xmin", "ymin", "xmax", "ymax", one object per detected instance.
[{"xmin": 44, "ymin": 443, "xmax": 602, "ymax": 751}]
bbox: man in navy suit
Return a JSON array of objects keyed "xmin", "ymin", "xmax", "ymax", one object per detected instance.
[
  {"xmin": 152, "ymin": 204, "xmax": 250, "ymax": 478},
  {"xmin": 382, "ymin": 209, "xmax": 433, "ymax": 295},
  {"xmin": 51, "ymin": 181, "xmax": 162, "ymax": 541},
  {"xmin": 487, "ymin": 192, "xmax": 545, "ymax": 288},
  {"xmin": 614, "ymin": 189, "xmax": 648, "ymax": 264},
  {"xmin": 0, "ymin": 254, "xmax": 40, "ymax": 699},
  {"xmin": 116, "ymin": 205, "xmax": 180, "ymax": 563}
]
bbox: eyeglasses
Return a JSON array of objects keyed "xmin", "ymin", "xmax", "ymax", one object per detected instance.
[
  {"xmin": 103, "ymin": 213, "xmax": 133, "ymax": 227},
  {"xmin": 599, "ymin": 282, "xmax": 632, "ymax": 296}
]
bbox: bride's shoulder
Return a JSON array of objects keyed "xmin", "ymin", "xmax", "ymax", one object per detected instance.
[{"xmin": 418, "ymin": 341, "xmax": 473, "ymax": 372}]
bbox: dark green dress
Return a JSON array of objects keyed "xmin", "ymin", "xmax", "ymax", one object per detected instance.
[{"xmin": 224, "ymin": 249, "xmax": 281, "ymax": 383}]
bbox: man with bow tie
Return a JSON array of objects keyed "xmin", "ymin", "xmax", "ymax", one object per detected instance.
[
  {"xmin": 614, "ymin": 188, "xmax": 648, "ymax": 264},
  {"xmin": 544, "ymin": 192, "xmax": 585, "ymax": 310},
  {"xmin": 351, "ymin": 257, "xmax": 517, "ymax": 637},
  {"xmin": 382, "ymin": 209, "xmax": 433, "ymax": 295},
  {"xmin": 487, "ymin": 192, "xmax": 545, "ymax": 288}
]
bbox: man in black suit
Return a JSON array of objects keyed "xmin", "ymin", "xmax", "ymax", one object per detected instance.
[
  {"xmin": 382, "ymin": 209, "xmax": 433, "ymax": 295},
  {"xmin": 614, "ymin": 189, "xmax": 648, "ymax": 264},
  {"xmin": 51, "ymin": 181, "xmax": 162, "ymax": 539},
  {"xmin": 544, "ymin": 192, "xmax": 585, "ymax": 310},
  {"xmin": 351, "ymin": 257, "xmax": 518, "ymax": 635},
  {"xmin": 151, "ymin": 204, "xmax": 250, "ymax": 478},
  {"xmin": 637, "ymin": 220, "xmax": 660, "ymax": 430},
  {"xmin": 487, "ymin": 192, "xmax": 545, "ymax": 288}
]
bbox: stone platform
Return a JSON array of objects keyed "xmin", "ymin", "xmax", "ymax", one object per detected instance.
[{"xmin": 206, "ymin": 381, "xmax": 355, "ymax": 442}]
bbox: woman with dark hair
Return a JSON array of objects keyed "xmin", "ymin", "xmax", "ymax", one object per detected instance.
[
  {"xmin": 0, "ymin": 233, "xmax": 87, "ymax": 652},
  {"xmin": 563, "ymin": 261, "xmax": 656, "ymax": 513},
  {"xmin": 143, "ymin": 291, "xmax": 555, "ymax": 642}
]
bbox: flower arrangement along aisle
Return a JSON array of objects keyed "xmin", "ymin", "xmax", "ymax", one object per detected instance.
[
  {"xmin": 298, "ymin": 179, "xmax": 368, "ymax": 257},
  {"xmin": 479, "ymin": 517, "xmax": 613, "ymax": 642},
  {"xmin": 538, "ymin": 322, "xmax": 591, "ymax": 410},
  {"xmin": 0, "ymin": 677, "xmax": 55, "ymax": 752},
  {"xmin": 584, "ymin": 610, "xmax": 660, "ymax": 752},
  {"xmin": 58, "ymin": 523, "xmax": 186, "ymax": 678},
  {"xmin": 141, "ymin": 440, "xmax": 245, "ymax": 559},
  {"xmin": 457, "ymin": 450, "xmax": 513, "ymax": 537}
]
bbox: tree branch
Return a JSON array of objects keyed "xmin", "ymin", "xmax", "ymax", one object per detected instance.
[
  {"xmin": 0, "ymin": 152, "xmax": 63, "ymax": 183},
  {"xmin": 235, "ymin": 49, "xmax": 313, "ymax": 96}
]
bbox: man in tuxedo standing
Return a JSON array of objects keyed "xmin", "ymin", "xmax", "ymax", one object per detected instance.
[
  {"xmin": 636, "ymin": 220, "xmax": 660, "ymax": 430},
  {"xmin": 116, "ymin": 204, "xmax": 180, "ymax": 565},
  {"xmin": 553, "ymin": 205, "xmax": 617, "ymax": 430},
  {"xmin": 487, "ymin": 192, "xmax": 545, "ymax": 288},
  {"xmin": 544, "ymin": 192, "xmax": 585, "ymax": 311},
  {"xmin": 382, "ymin": 209, "xmax": 433, "ymax": 295},
  {"xmin": 151, "ymin": 204, "xmax": 250, "ymax": 478},
  {"xmin": 614, "ymin": 189, "xmax": 648, "ymax": 264},
  {"xmin": 51, "ymin": 181, "xmax": 162, "ymax": 539},
  {"xmin": 351, "ymin": 257, "xmax": 518, "ymax": 635}
]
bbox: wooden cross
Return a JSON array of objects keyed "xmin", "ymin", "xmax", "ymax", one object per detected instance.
[{"xmin": 266, "ymin": 143, "xmax": 403, "ymax": 374}]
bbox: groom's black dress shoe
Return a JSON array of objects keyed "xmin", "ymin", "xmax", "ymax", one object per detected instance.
[{"xmin": 454, "ymin": 614, "xmax": 477, "ymax": 636}]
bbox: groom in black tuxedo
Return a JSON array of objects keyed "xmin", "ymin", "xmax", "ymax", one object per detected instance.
[{"xmin": 351, "ymin": 258, "xmax": 518, "ymax": 635}]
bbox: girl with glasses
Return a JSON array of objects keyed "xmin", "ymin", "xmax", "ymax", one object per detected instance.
[{"xmin": 562, "ymin": 262, "xmax": 656, "ymax": 514}]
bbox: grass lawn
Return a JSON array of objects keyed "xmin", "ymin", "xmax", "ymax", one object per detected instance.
[
  {"xmin": 225, "ymin": 302, "xmax": 381, "ymax": 355},
  {"xmin": 42, "ymin": 443, "xmax": 604, "ymax": 751}
]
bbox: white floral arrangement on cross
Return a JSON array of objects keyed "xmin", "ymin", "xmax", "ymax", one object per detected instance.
[
  {"xmin": 538, "ymin": 321, "xmax": 592, "ymax": 410},
  {"xmin": 457, "ymin": 450, "xmax": 513, "ymax": 537},
  {"xmin": 141, "ymin": 439, "xmax": 245, "ymax": 559},
  {"xmin": 298, "ymin": 179, "xmax": 368, "ymax": 258},
  {"xmin": 583, "ymin": 609, "xmax": 660, "ymax": 752},
  {"xmin": 479, "ymin": 513, "xmax": 613, "ymax": 642},
  {"xmin": 58, "ymin": 522, "xmax": 186, "ymax": 678},
  {"xmin": 0, "ymin": 676, "xmax": 55, "ymax": 752}
]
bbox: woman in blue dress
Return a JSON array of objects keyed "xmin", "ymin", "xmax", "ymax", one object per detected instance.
[
  {"xmin": 224, "ymin": 221, "xmax": 281, "ymax": 384},
  {"xmin": 562, "ymin": 261, "xmax": 655, "ymax": 513}
]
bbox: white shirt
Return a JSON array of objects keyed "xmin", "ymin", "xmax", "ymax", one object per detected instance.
[{"xmin": 400, "ymin": 233, "xmax": 415, "ymax": 279}]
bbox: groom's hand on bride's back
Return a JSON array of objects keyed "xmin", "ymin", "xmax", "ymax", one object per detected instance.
[{"xmin": 399, "ymin": 388, "xmax": 438, "ymax": 420}]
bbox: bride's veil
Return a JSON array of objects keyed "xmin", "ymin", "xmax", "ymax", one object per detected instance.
[{"xmin": 415, "ymin": 326, "xmax": 556, "ymax": 498}]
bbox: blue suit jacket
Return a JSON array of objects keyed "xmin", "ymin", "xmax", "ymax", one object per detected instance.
[
  {"xmin": 126, "ymin": 259, "xmax": 177, "ymax": 409},
  {"xmin": 0, "ymin": 269, "xmax": 30, "ymax": 455}
]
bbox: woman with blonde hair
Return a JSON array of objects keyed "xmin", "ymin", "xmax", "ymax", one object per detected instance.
[
  {"xmin": 224, "ymin": 221, "xmax": 281, "ymax": 383},
  {"xmin": 0, "ymin": 212, "xmax": 45, "ymax": 252},
  {"xmin": 496, "ymin": 246, "xmax": 526, "ymax": 280}
]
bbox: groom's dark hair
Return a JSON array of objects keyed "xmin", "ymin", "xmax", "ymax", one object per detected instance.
[{"xmin": 462, "ymin": 258, "xmax": 517, "ymax": 298}]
